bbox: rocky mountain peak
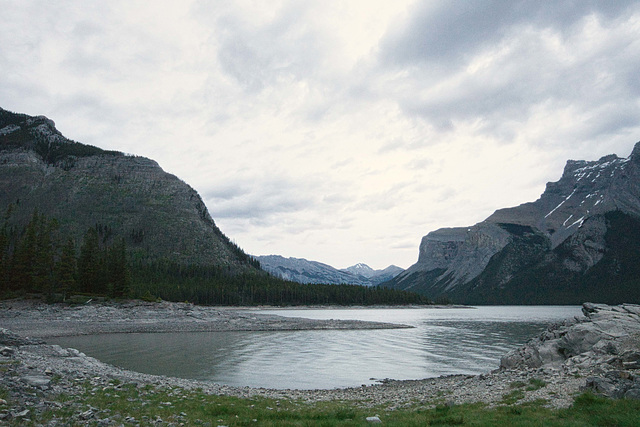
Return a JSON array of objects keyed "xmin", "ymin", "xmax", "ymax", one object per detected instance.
[
  {"xmin": 631, "ymin": 140, "xmax": 640, "ymax": 161},
  {"xmin": 386, "ymin": 141, "xmax": 640, "ymax": 304},
  {"xmin": 343, "ymin": 263, "xmax": 376, "ymax": 278},
  {"xmin": 0, "ymin": 107, "xmax": 256, "ymax": 269},
  {"xmin": 256, "ymin": 256, "xmax": 403, "ymax": 286}
]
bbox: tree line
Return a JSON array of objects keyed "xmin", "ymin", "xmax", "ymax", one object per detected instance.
[
  {"xmin": 130, "ymin": 260, "xmax": 430, "ymax": 306},
  {"xmin": 0, "ymin": 210, "xmax": 430, "ymax": 306},
  {"xmin": 0, "ymin": 210, "xmax": 130, "ymax": 300}
]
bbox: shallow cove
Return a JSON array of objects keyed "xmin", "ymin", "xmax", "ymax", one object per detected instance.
[{"xmin": 50, "ymin": 306, "xmax": 581, "ymax": 389}]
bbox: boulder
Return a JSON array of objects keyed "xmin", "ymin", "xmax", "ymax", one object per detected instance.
[
  {"xmin": 501, "ymin": 303, "xmax": 640, "ymax": 370},
  {"xmin": 0, "ymin": 328, "xmax": 43, "ymax": 346}
]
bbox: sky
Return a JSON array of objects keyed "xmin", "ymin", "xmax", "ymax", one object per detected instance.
[{"xmin": 2, "ymin": 1, "xmax": 640, "ymax": 270}]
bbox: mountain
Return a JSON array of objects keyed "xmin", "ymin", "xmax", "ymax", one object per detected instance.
[
  {"xmin": 383, "ymin": 142, "xmax": 640, "ymax": 304},
  {"xmin": 256, "ymin": 255, "xmax": 403, "ymax": 286},
  {"xmin": 341, "ymin": 263, "xmax": 405, "ymax": 284},
  {"xmin": 0, "ymin": 107, "xmax": 256, "ymax": 270}
]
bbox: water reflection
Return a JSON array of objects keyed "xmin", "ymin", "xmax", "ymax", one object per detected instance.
[{"xmin": 50, "ymin": 306, "xmax": 581, "ymax": 389}]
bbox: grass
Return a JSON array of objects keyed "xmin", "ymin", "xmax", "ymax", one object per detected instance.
[{"xmin": 5, "ymin": 379, "xmax": 640, "ymax": 426}]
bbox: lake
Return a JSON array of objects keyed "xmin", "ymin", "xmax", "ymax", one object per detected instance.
[{"xmin": 49, "ymin": 305, "xmax": 582, "ymax": 390}]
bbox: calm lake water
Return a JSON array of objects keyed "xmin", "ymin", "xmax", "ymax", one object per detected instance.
[{"xmin": 50, "ymin": 306, "xmax": 581, "ymax": 390}]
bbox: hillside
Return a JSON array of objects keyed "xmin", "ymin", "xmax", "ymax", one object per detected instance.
[
  {"xmin": 383, "ymin": 142, "xmax": 640, "ymax": 304},
  {"xmin": 0, "ymin": 107, "xmax": 429, "ymax": 306},
  {"xmin": 0, "ymin": 107, "xmax": 254, "ymax": 269}
]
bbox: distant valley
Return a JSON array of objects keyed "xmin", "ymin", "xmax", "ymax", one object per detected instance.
[
  {"xmin": 0, "ymin": 107, "xmax": 425, "ymax": 306},
  {"xmin": 3, "ymin": 106, "xmax": 640, "ymax": 305},
  {"xmin": 255, "ymin": 255, "xmax": 403, "ymax": 286}
]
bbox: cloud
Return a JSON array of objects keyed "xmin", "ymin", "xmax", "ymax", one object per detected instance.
[
  {"xmin": 2, "ymin": 1, "xmax": 640, "ymax": 269},
  {"xmin": 373, "ymin": 0, "xmax": 640, "ymax": 150},
  {"xmin": 379, "ymin": 0, "xmax": 638, "ymax": 67}
]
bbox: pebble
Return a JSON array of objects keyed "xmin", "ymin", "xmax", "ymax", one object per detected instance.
[{"xmin": 1, "ymin": 300, "xmax": 639, "ymax": 424}]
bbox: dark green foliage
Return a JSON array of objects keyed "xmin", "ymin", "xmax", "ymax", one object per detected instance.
[
  {"xmin": 78, "ymin": 227, "xmax": 105, "ymax": 294},
  {"xmin": 107, "ymin": 238, "xmax": 130, "ymax": 297},
  {"xmin": 0, "ymin": 210, "xmax": 426, "ymax": 306},
  {"xmin": 0, "ymin": 211, "xmax": 131, "ymax": 299},
  {"xmin": 6, "ymin": 211, "xmax": 59, "ymax": 294},
  {"xmin": 56, "ymin": 237, "xmax": 77, "ymax": 298},
  {"xmin": 130, "ymin": 260, "xmax": 430, "ymax": 306}
]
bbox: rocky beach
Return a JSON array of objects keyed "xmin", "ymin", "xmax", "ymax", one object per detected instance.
[{"xmin": 1, "ymin": 300, "xmax": 640, "ymax": 425}]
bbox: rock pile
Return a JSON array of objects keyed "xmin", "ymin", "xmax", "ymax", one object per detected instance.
[
  {"xmin": 501, "ymin": 302, "xmax": 640, "ymax": 398},
  {"xmin": 2, "ymin": 300, "xmax": 640, "ymax": 424}
]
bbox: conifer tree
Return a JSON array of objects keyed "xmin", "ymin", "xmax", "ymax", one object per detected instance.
[
  {"xmin": 56, "ymin": 237, "xmax": 77, "ymax": 299},
  {"xmin": 78, "ymin": 227, "xmax": 103, "ymax": 294},
  {"xmin": 108, "ymin": 237, "xmax": 130, "ymax": 298},
  {"xmin": 11, "ymin": 211, "xmax": 38, "ymax": 292},
  {"xmin": 0, "ymin": 225, "xmax": 7, "ymax": 293},
  {"xmin": 32, "ymin": 216, "xmax": 58, "ymax": 294}
]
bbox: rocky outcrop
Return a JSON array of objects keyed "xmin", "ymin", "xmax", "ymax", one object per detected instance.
[
  {"xmin": 500, "ymin": 303, "xmax": 640, "ymax": 399},
  {"xmin": 384, "ymin": 142, "xmax": 640, "ymax": 304},
  {"xmin": 0, "ymin": 328, "xmax": 43, "ymax": 347},
  {"xmin": 0, "ymin": 107, "xmax": 253, "ymax": 268},
  {"xmin": 391, "ymin": 223, "xmax": 511, "ymax": 294}
]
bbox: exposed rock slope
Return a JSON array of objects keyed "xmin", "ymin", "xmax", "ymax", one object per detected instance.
[
  {"xmin": 501, "ymin": 302, "xmax": 640, "ymax": 399},
  {"xmin": 0, "ymin": 107, "xmax": 253, "ymax": 268},
  {"xmin": 385, "ymin": 142, "xmax": 640, "ymax": 304}
]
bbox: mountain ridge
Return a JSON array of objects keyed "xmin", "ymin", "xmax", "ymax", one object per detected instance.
[
  {"xmin": 256, "ymin": 255, "xmax": 403, "ymax": 286},
  {"xmin": 0, "ymin": 107, "xmax": 256, "ymax": 269},
  {"xmin": 383, "ymin": 142, "xmax": 640, "ymax": 304}
]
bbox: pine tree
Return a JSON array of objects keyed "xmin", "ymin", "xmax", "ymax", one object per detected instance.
[
  {"xmin": 11, "ymin": 211, "xmax": 38, "ymax": 292},
  {"xmin": 0, "ymin": 225, "xmax": 8, "ymax": 293},
  {"xmin": 108, "ymin": 238, "xmax": 130, "ymax": 298},
  {"xmin": 56, "ymin": 237, "xmax": 77, "ymax": 299},
  {"xmin": 78, "ymin": 227, "xmax": 104, "ymax": 294},
  {"xmin": 32, "ymin": 216, "xmax": 58, "ymax": 294}
]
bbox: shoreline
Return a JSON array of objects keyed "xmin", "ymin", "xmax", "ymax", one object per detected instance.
[
  {"xmin": 2, "ymin": 299, "xmax": 640, "ymax": 423},
  {"xmin": 237, "ymin": 303, "xmax": 474, "ymax": 310},
  {"xmin": 0, "ymin": 299, "xmax": 414, "ymax": 339}
]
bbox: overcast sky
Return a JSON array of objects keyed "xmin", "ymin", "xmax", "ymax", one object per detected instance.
[{"xmin": 2, "ymin": 1, "xmax": 640, "ymax": 270}]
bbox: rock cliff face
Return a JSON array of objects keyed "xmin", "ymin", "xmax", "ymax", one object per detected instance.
[
  {"xmin": 385, "ymin": 142, "xmax": 640, "ymax": 304},
  {"xmin": 0, "ymin": 107, "xmax": 253, "ymax": 268}
]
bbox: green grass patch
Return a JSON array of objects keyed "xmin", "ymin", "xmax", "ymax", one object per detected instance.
[
  {"xmin": 13, "ymin": 380, "xmax": 640, "ymax": 426},
  {"xmin": 500, "ymin": 389, "xmax": 526, "ymax": 405},
  {"xmin": 526, "ymin": 378, "xmax": 547, "ymax": 391}
]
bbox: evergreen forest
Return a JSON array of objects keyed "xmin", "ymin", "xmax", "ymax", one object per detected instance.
[{"xmin": 0, "ymin": 209, "xmax": 430, "ymax": 306}]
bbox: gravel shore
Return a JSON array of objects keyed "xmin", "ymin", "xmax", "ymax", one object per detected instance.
[
  {"xmin": 1, "ymin": 299, "xmax": 634, "ymax": 424},
  {"xmin": 0, "ymin": 299, "xmax": 411, "ymax": 338}
]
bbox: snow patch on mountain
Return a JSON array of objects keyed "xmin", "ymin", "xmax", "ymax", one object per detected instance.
[{"xmin": 255, "ymin": 255, "xmax": 403, "ymax": 286}]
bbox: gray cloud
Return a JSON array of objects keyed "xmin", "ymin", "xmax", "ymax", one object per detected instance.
[
  {"xmin": 380, "ymin": 0, "xmax": 637, "ymax": 68},
  {"xmin": 204, "ymin": 175, "xmax": 316, "ymax": 220},
  {"xmin": 369, "ymin": 0, "xmax": 640, "ymax": 152},
  {"xmin": 209, "ymin": 2, "xmax": 324, "ymax": 93},
  {"xmin": 3, "ymin": 1, "xmax": 640, "ymax": 269}
]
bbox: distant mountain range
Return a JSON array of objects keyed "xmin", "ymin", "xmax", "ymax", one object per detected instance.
[
  {"xmin": 256, "ymin": 255, "xmax": 403, "ymax": 286},
  {"xmin": 383, "ymin": 142, "xmax": 640, "ymax": 305}
]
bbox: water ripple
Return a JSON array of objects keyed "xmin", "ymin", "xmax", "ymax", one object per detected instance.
[{"xmin": 51, "ymin": 306, "xmax": 581, "ymax": 389}]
